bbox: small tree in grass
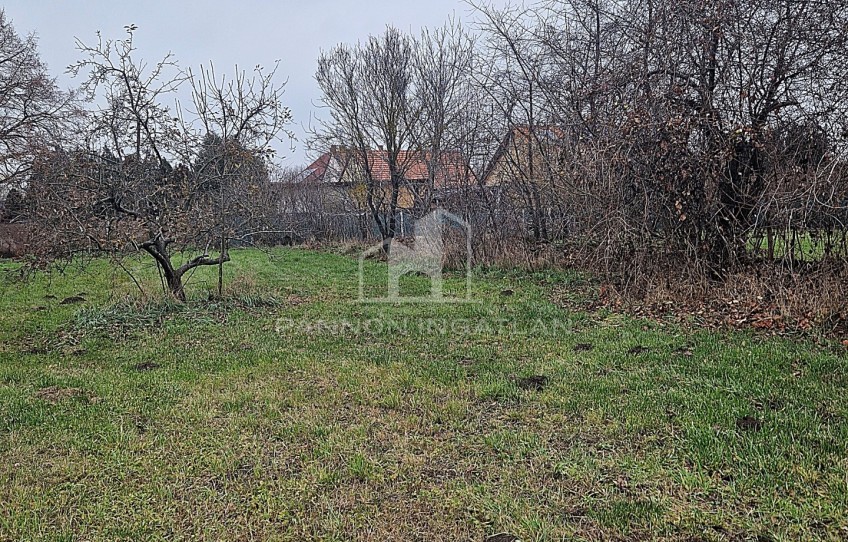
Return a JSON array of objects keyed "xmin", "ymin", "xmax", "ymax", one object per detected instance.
[{"xmin": 28, "ymin": 27, "xmax": 291, "ymax": 301}]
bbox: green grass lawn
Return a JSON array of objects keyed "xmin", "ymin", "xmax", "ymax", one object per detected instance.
[
  {"xmin": 747, "ymin": 231, "xmax": 845, "ymax": 262},
  {"xmin": 1, "ymin": 248, "xmax": 847, "ymax": 541}
]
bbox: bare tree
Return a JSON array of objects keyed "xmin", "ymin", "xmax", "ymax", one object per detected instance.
[
  {"xmin": 314, "ymin": 27, "xmax": 421, "ymax": 249},
  {"xmin": 28, "ymin": 27, "xmax": 292, "ymax": 301},
  {"xmin": 0, "ymin": 10, "xmax": 71, "ymax": 194},
  {"xmin": 412, "ymin": 21, "xmax": 477, "ymax": 214},
  {"xmin": 188, "ymin": 62, "xmax": 292, "ymax": 295},
  {"xmin": 474, "ymin": 2, "xmax": 561, "ymax": 243}
]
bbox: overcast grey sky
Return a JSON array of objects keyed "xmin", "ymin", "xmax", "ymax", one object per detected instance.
[{"xmin": 2, "ymin": 0, "xmax": 507, "ymax": 166}]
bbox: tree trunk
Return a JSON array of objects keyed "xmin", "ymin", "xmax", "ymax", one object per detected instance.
[
  {"xmin": 217, "ymin": 236, "xmax": 226, "ymax": 298},
  {"xmin": 143, "ymin": 242, "xmax": 187, "ymax": 302},
  {"xmin": 164, "ymin": 267, "xmax": 186, "ymax": 302}
]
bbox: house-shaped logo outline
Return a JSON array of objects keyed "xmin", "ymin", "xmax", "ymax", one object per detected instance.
[{"xmin": 357, "ymin": 208, "xmax": 473, "ymax": 303}]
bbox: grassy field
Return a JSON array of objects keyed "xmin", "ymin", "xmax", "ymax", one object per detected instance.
[{"xmin": 1, "ymin": 248, "xmax": 847, "ymax": 541}]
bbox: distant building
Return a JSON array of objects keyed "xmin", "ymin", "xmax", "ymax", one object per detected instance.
[
  {"xmin": 303, "ymin": 146, "xmax": 474, "ymax": 214},
  {"xmin": 481, "ymin": 124, "xmax": 575, "ymax": 241},
  {"xmin": 483, "ymin": 124, "xmax": 568, "ymax": 187}
]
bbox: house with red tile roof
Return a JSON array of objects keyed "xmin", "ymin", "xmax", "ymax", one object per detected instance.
[{"xmin": 301, "ymin": 146, "xmax": 474, "ymax": 212}]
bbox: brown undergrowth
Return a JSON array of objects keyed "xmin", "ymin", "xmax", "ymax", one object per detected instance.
[{"xmin": 551, "ymin": 258, "xmax": 848, "ymax": 342}]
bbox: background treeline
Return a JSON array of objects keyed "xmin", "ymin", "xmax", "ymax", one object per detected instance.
[{"xmin": 308, "ymin": 0, "xmax": 848, "ymax": 322}]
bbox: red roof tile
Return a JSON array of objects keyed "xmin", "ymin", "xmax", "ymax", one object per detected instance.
[
  {"xmin": 308, "ymin": 147, "xmax": 473, "ymax": 188},
  {"xmin": 302, "ymin": 153, "xmax": 330, "ymax": 183},
  {"xmin": 363, "ymin": 150, "xmax": 468, "ymax": 186}
]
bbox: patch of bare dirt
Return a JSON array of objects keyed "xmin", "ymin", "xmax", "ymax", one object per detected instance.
[
  {"xmin": 516, "ymin": 375, "xmax": 549, "ymax": 392},
  {"xmin": 674, "ymin": 345, "xmax": 694, "ymax": 357},
  {"xmin": 735, "ymin": 415, "xmax": 763, "ymax": 432}
]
